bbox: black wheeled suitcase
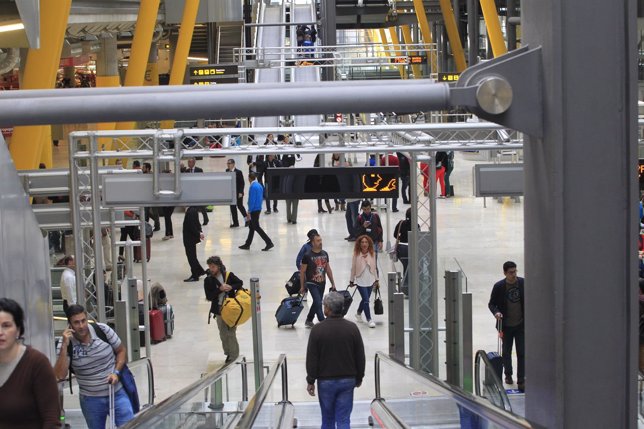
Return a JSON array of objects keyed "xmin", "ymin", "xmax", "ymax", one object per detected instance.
[
  {"xmin": 338, "ymin": 287, "xmax": 358, "ymax": 316},
  {"xmin": 276, "ymin": 296, "xmax": 304, "ymax": 327},
  {"xmin": 285, "ymin": 271, "xmax": 301, "ymax": 296},
  {"xmin": 485, "ymin": 320, "xmax": 504, "ymax": 385}
]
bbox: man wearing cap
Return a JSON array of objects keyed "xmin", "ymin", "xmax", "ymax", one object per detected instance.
[{"xmin": 226, "ymin": 159, "xmax": 248, "ymax": 228}]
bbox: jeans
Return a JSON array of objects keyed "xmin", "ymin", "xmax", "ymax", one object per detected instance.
[
  {"xmin": 305, "ymin": 283, "xmax": 326, "ymax": 322},
  {"xmin": 317, "ymin": 378, "xmax": 356, "ymax": 429},
  {"xmin": 502, "ymin": 322, "xmax": 525, "ymax": 382},
  {"xmin": 80, "ymin": 387, "xmax": 134, "ymax": 429},
  {"xmin": 356, "ymin": 285, "xmax": 373, "ymax": 321},
  {"xmin": 345, "ymin": 201, "xmax": 360, "ymax": 237}
]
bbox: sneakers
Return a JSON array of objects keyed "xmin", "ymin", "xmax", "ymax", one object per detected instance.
[
  {"xmin": 238, "ymin": 244, "xmax": 250, "ymax": 250},
  {"xmin": 517, "ymin": 381, "xmax": 525, "ymax": 392},
  {"xmin": 162, "ymin": 235, "xmax": 174, "ymax": 241},
  {"xmin": 355, "ymin": 313, "xmax": 363, "ymax": 323},
  {"xmin": 265, "ymin": 209, "xmax": 272, "ymax": 214},
  {"xmin": 305, "ymin": 320, "xmax": 315, "ymax": 328},
  {"xmin": 505, "ymin": 375, "xmax": 514, "ymax": 385},
  {"xmin": 262, "ymin": 243, "xmax": 274, "ymax": 251},
  {"xmin": 368, "ymin": 320, "xmax": 376, "ymax": 328}
]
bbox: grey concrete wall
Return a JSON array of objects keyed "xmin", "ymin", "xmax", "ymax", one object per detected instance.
[{"xmin": 0, "ymin": 137, "xmax": 53, "ymax": 361}]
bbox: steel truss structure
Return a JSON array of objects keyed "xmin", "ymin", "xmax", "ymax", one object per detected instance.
[{"xmin": 69, "ymin": 120, "xmax": 522, "ymax": 372}]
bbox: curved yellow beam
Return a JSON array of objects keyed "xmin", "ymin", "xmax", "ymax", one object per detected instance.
[
  {"xmin": 438, "ymin": 0, "xmax": 467, "ymax": 72},
  {"xmin": 412, "ymin": 0, "xmax": 438, "ymax": 73},
  {"xmin": 9, "ymin": 0, "xmax": 72, "ymax": 170},
  {"xmin": 479, "ymin": 0, "xmax": 507, "ymax": 57},
  {"xmin": 161, "ymin": 0, "xmax": 200, "ymax": 129}
]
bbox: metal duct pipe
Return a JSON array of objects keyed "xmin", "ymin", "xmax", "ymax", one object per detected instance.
[
  {"xmin": 0, "ymin": 80, "xmax": 451, "ymax": 127},
  {"xmin": 0, "ymin": 78, "xmax": 437, "ymax": 99},
  {"xmin": 0, "ymin": 48, "xmax": 19, "ymax": 75}
]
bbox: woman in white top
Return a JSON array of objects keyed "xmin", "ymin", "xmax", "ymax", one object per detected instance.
[{"xmin": 349, "ymin": 235, "xmax": 379, "ymax": 328}]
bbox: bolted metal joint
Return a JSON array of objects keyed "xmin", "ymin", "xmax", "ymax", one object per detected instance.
[{"xmin": 475, "ymin": 76, "xmax": 513, "ymax": 115}]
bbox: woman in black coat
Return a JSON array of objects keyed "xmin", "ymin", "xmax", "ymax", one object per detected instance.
[{"xmin": 204, "ymin": 256, "xmax": 244, "ymax": 363}]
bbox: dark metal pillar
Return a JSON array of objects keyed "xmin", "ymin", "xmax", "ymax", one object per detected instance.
[
  {"xmin": 522, "ymin": 0, "xmax": 637, "ymax": 427},
  {"xmin": 466, "ymin": 0, "xmax": 478, "ymax": 66},
  {"xmin": 506, "ymin": 0, "xmax": 517, "ymax": 50},
  {"xmin": 321, "ymin": 0, "xmax": 336, "ymax": 81}
]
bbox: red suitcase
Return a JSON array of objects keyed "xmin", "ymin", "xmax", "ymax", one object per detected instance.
[
  {"xmin": 134, "ymin": 238, "xmax": 151, "ymax": 262},
  {"xmin": 149, "ymin": 309, "xmax": 166, "ymax": 343}
]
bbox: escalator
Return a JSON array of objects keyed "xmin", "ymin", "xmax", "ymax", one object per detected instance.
[
  {"xmin": 122, "ymin": 352, "xmax": 533, "ymax": 429},
  {"xmin": 253, "ymin": 2, "xmax": 286, "ymax": 129},
  {"xmin": 291, "ymin": 1, "xmax": 321, "ymax": 130}
]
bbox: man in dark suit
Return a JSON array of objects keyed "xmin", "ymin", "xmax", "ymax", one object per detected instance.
[
  {"xmin": 184, "ymin": 158, "xmax": 209, "ymax": 225},
  {"xmin": 183, "ymin": 206, "xmax": 206, "ymax": 282},
  {"xmin": 226, "ymin": 159, "xmax": 248, "ymax": 228}
]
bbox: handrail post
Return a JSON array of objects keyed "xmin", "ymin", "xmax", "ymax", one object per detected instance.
[
  {"xmin": 374, "ymin": 353, "xmax": 382, "ymax": 400},
  {"xmin": 241, "ymin": 356, "xmax": 249, "ymax": 401},
  {"xmin": 281, "ymin": 356, "xmax": 289, "ymax": 403},
  {"xmin": 250, "ymin": 278, "xmax": 264, "ymax": 391}
]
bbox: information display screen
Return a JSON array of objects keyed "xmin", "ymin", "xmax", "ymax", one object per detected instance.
[{"xmin": 264, "ymin": 167, "xmax": 399, "ymax": 200}]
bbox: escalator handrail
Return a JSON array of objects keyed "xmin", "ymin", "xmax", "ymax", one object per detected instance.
[
  {"xmin": 474, "ymin": 349, "xmax": 513, "ymax": 412},
  {"xmin": 370, "ymin": 398, "xmax": 411, "ymax": 429},
  {"xmin": 120, "ymin": 356, "xmax": 247, "ymax": 429},
  {"xmin": 234, "ymin": 354, "xmax": 289, "ymax": 428},
  {"xmin": 126, "ymin": 357, "xmax": 155, "ymax": 409},
  {"xmin": 374, "ymin": 352, "xmax": 532, "ymax": 428}
]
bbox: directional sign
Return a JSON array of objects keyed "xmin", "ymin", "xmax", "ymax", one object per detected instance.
[
  {"xmin": 189, "ymin": 64, "xmax": 239, "ymax": 85},
  {"xmin": 438, "ymin": 72, "xmax": 461, "ymax": 83}
]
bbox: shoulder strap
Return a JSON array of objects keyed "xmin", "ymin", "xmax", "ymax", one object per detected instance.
[
  {"xmin": 225, "ymin": 271, "xmax": 230, "ymax": 283},
  {"xmin": 67, "ymin": 323, "xmax": 110, "ymax": 393}
]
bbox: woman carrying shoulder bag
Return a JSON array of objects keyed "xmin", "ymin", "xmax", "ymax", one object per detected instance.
[
  {"xmin": 350, "ymin": 235, "xmax": 379, "ymax": 328},
  {"xmin": 204, "ymin": 256, "xmax": 243, "ymax": 364},
  {"xmin": 394, "ymin": 208, "xmax": 413, "ymax": 296}
]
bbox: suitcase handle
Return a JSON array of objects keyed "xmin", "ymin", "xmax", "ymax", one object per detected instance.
[
  {"xmin": 108, "ymin": 383, "xmax": 116, "ymax": 429},
  {"xmin": 497, "ymin": 318, "xmax": 503, "ymax": 354}
]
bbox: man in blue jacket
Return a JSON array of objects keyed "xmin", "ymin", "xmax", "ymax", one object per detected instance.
[{"xmin": 239, "ymin": 172, "xmax": 274, "ymax": 251}]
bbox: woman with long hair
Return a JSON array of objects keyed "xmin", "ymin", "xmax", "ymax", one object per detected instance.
[
  {"xmin": 0, "ymin": 298, "xmax": 61, "ymax": 428},
  {"xmin": 349, "ymin": 235, "xmax": 379, "ymax": 328}
]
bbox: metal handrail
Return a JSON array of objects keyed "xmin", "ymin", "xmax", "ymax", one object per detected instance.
[
  {"xmin": 370, "ymin": 399, "xmax": 410, "ymax": 429},
  {"xmin": 127, "ymin": 357, "xmax": 155, "ymax": 409},
  {"xmin": 474, "ymin": 349, "xmax": 513, "ymax": 412},
  {"xmin": 374, "ymin": 352, "xmax": 532, "ymax": 428},
  {"xmin": 121, "ymin": 356, "xmax": 248, "ymax": 429},
  {"xmin": 234, "ymin": 354, "xmax": 290, "ymax": 428}
]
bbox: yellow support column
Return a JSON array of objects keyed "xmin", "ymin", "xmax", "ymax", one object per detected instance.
[
  {"xmin": 479, "ymin": 0, "xmax": 507, "ymax": 57},
  {"xmin": 96, "ymin": 37, "xmax": 121, "ymax": 157},
  {"xmin": 401, "ymin": 25, "xmax": 422, "ymax": 78},
  {"xmin": 116, "ymin": 0, "xmax": 161, "ymax": 131},
  {"xmin": 437, "ymin": 0, "xmax": 467, "ymax": 72},
  {"xmin": 161, "ymin": 0, "xmax": 200, "ymax": 129},
  {"xmin": 412, "ymin": 0, "xmax": 438, "ymax": 73},
  {"xmin": 9, "ymin": 0, "xmax": 72, "ymax": 170},
  {"xmin": 387, "ymin": 27, "xmax": 407, "ymax": 79}
]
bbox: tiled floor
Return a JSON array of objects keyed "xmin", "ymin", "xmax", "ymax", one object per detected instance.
[{"xmin": 56, "ymin": 144, "xmax": 524, "ymax": 420}]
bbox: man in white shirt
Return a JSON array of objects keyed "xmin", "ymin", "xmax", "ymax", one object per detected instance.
[{"xmin": 59, "ymin": 255, "xmax": 76, "ymax": 311}]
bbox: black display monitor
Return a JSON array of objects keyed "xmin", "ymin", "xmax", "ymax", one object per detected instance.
[{"xmin": 264, "ymin": 167, "xmax": 399, "ymax": 200}]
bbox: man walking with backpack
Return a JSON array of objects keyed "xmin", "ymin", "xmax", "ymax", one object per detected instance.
[{"xmin": 54, "ymin": 305, "xmax": 135, "ymax": 429}]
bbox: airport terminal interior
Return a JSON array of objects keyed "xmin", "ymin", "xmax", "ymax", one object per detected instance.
[{"xmin": 0, "ymin": 0, "xmax": 640, "ymax": 428}]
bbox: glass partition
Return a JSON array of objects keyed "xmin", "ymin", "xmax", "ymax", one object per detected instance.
[
  {"xmin": 373, "ymin": 352, "xmax": 531, "ymax": 429},
  {"xmin": 121, "ymin": 357, "xmax": 249, "ymax": 429}
]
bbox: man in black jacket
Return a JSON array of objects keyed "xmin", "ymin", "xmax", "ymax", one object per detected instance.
[
  {"xmin": 488, "ymin": 261, "xmax": 525, "ymax": 391},
  {"xmin": 226, "ymin": 159, "xmax": 248, "ymax": 228},
  {"xmin": 306, "ymin": 292, "xmax": 365, "ymax": 428},
  {"xmin": 203, "ymin": 256, "xmax": 243, "ymax": 363},
  {"xmin": 184, "ymin": 158, "xmax": 209, "ymax": 225},
  {"xmin": 182, "ymin": 206, "xmax": 205, "ymax": 282}
]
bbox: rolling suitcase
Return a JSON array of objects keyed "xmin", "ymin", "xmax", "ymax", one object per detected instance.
[
  {"xmin": 485, "ymin": 320, "xmax": 504, "ymax": 385},
  {"xmin": 134, "ymin": 237, "xmax": 151, "ymax": 262},
  {"xmin": 149, "ymin": 309, "xmax": 166, "ymax": 343},
  {"xmin": 275, "ymin": 296, "xmax": 304, "ymax": 328},
  {"xmin": 338, "ymin": 287, "xmax": 358, "ymax": 316},
  {"xmin": 285, "ymin": 271, "xmax": 301, "ymax": 296},
  {"xmin": 158, "ymin": 303, "xmax": 174, "ymax": 338}
]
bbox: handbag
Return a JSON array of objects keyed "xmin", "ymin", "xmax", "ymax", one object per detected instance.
[
  {"xmin": 373, "ymin": 288, "xmax": 384, "ymax": 315},
  {"xmin": 390, "ymin": 221, "xmax": 403, "ymax": 262}
]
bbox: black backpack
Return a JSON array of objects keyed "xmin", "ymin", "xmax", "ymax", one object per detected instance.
[{"xmin": 66, "ymin": 323, "xmax": 140, "ymax": 413}]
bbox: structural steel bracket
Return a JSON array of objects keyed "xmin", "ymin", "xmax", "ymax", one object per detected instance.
[{"xmin": 452, "ymin": 46, "xmax": 543, "ymax": 138}]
